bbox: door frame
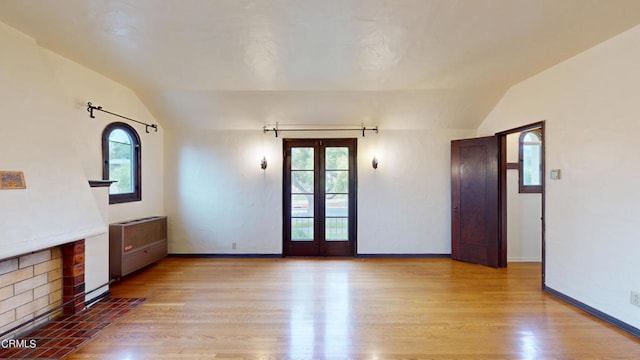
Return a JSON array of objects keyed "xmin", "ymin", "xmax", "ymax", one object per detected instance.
[
  {"xmin": 282, "ymin": 138, "xmax": 358, "ymax": 257},
  {"xmin": 496, "ymin": 121, "xmax": 546, "ymax": 288}
]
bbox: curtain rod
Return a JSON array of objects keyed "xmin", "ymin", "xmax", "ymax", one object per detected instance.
[
  {"xmin": 87, "ymin": 102, "xmax": 158, "ymax": 133},
  {"xmin": 263, "ymin": 123, "xmax": 379, "ymax": 138}
]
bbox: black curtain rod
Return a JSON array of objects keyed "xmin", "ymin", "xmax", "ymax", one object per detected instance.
[
  {"xmin": 263, "ymin": 125, "xmax": 378, "ymax": 138},
  {"xmin": 87, "ymin": 102, "xmax": 158, "ymax": 133}
]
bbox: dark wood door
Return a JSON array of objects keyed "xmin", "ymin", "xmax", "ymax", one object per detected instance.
[
  {"xmin": 283, "ymin": 139, "xmax": 357, "ymax": 257},
  {"xmin": 451, "ymin": 136, "xmax": 504, "ymax": 267}
]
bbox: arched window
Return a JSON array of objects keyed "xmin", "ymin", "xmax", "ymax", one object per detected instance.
[
  {"xmin": 519, "ymin": 129, "xmax": 542, "ymax": 193},
  {"xmin": 102, "ymin": 122, "xmax": 141, "ymax": 204}
]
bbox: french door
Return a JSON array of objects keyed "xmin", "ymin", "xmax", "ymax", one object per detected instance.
[{"xmin": 283, "ymin": 139, "xmax": 357, "ymax": 257}]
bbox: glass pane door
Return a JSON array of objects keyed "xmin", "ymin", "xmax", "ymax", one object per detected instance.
[
  {"xmin": 291, "ymin": 147, "xmax": 314, "ymax": 241},
  {"xmin": 283, "ymin": 139, "xmax": 356, "ymax": 257},
  {"xmin": 325, "ymin": 147, "xmax": 349, "ymax": 241}
]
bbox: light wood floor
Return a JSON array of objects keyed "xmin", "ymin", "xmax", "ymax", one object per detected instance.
[{"xmin": 68, "ymin": 258, "xmax": 640, "ymax": 359}]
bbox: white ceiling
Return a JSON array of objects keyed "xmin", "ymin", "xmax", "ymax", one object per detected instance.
[{"xmin": 1, "ymin": 0, "xmax": 640, "ymax": 130}]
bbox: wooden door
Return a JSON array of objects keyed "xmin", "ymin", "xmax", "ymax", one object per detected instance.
[
  {"xmin": 283, "ymin": 139, "xmax": 357, "ymax": 257},
  {"xmin": 451, "ymin": 136, "xmax": 504, "ymax": 267}
]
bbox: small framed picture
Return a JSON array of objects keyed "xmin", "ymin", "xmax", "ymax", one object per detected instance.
[{"xmin": 0, "ymin": 171, "xmax": 26, "ymax": 190}]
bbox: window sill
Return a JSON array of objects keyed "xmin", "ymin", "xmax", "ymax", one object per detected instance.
[{"xmin": 88, "ymin": 180, "xmax": 117, "ymax": 188}]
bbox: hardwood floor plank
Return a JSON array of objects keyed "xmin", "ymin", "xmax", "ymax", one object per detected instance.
[{"xmin": 67, "ymin": 258, "xmax": 640, "ymax": 359}]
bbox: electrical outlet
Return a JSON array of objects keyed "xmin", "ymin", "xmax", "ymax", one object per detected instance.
[
  {"xmin": 630, "ymin": 291, "xmax": 640, "ymax": 307},
  {"xmin": 232, "ymin": 242, "xmax": 237, "ymax": 250}
]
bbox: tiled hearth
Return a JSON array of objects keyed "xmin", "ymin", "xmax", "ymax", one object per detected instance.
[
  {"xmin": 0, "ymin": 297, "xmax": 145, "ymax": 359},
  {"xmin": 1, "ymin": 240, "xmax": 145, "ymax": 359}
]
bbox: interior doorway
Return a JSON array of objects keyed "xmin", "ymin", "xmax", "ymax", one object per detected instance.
[
  {"xmin": 283, "ymin": 138, "xmax": 357, "ymax": 257},
  {"xmin": 496, "ymin": 121, "xmax": 546, "ymax": 288},
  {"xmin": 504, "ymin": 129, "xmax": 543, "ymax": 262},
  {"xmin": 450, "ymin": 121, "xmax": 545, "ymax": 284}
]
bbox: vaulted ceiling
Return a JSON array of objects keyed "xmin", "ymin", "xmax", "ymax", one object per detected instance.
[{"xmin": 1, "ymin": 0, "xmax": 640, "ymax": 130}]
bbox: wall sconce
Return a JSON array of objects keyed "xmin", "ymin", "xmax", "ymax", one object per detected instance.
[
  {"xmin": 260, "ymin": 156, "xmax": 268, "ymax": 170},
  {"xmin": 372, "ymin": 156, "xmax": 378, "ymax": 169}
]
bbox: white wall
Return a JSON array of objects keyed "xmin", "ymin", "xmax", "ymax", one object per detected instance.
[
  {"xmin": 41, "ymin": 49, "xmax": 165, "ymax": 224},
  {"xmin": 358, "ymin": 129, "xmax": 474, "ymax": 254},
  {"xmin": 165, "ymin": 127, "xmax": 474, "ymax": 254},
  {"xmin": 506, "ymin": 133, "xmax": 542, "ymax": 262},
  {"xmin": 85, "ymin": 186, "xmax": 110, "ymax": 302},
  {"xmin": 42, "ymin": 42, "xmax": 166, "ymax": 294},
  {"xmin": 0, "ymin": 22, "xmax": 104, "ymax": 260},
  {"xmin": 0, "ymin": 21, "xmax": 164, "ymax": 298},
  {"xmin": 479, "ymin": 24, "xmax": 640, "ymax": 328},
  {"xmin": 165, "ymin": 129, "xmax": 281, "ymax": 254}
]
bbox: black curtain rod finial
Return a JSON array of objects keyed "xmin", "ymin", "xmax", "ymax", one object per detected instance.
[
  {"xmin": 87, "ymin": 102, "xmax": 102, "ymax": 119},
  {"xmin": 263, "ymin": 125, "xmax": 278, "ymax": 137},
  {"xmin": 146, "ymin": 124, "xmax": 159, "ymax": 133}
]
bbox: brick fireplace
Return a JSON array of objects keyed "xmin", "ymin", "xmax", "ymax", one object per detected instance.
[
  {"xmin": 61, "ymin": 240, "xmax": 86, "ymax": 316},
  {"xmin": 0, "ymin": 239, "xmax": 86, "ymax": 339}
]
